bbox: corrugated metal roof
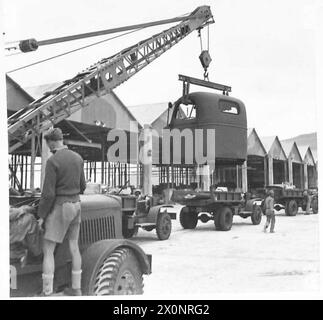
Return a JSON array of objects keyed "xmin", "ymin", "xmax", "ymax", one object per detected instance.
[
  {"xmin": 298, "ymin": 145, "xmax": 309, "ymax": 159},
  {"xmin": 127, "ymin": 102, "xmax": 168, "ymax": 126},
  {"xmin": 247, "ymin": 127, "xmax": 253, "ymax": 137},
  {"xmin": 23, "ymin": 83, "xmax": 139, "ymax": 126},
  {"xmin": 280, "ymin": 140, "xmax": 294, "ymax": 156},
  {"xmin": 260, "ymin": 136, "xmax": 277, "ymax": 153},
  {"xmin": 24, "ymin": 82, "xmax": 62, "ymax": 100}
]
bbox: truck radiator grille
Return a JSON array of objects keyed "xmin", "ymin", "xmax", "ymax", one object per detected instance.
[{"xmin": 80, "ymin": 216, "xmax": 116, "ymax": 245}]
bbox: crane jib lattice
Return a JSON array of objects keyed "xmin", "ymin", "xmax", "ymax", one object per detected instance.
[{"xmin": 8, "ymin": 6, "xmax": 214, "ymax": 153}]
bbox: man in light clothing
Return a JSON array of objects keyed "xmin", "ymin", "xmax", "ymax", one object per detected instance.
[
  {"xmin": 263, "ymin": 189, "xmax": 275, "ymax": 233},
  {"xmin": 38, "ymin": 128, "xmax": 86, "ymax": 296}
]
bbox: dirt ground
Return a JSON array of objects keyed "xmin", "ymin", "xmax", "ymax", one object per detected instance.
[{"xmin": 133, "ymin": 207, "xmax": 320, "ymax": 297}]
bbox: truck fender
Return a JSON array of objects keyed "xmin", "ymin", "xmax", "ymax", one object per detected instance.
[
  {"xmin": 146, "ymin": 205, "xmax": 176, "ymax": 224},
  {"xmin": 81, "ymin": 239, "xmax": 152, "ymax": 293},
  {"xmin": 244, "ymin": 198, "xmax": 262, "ymax": 212}
]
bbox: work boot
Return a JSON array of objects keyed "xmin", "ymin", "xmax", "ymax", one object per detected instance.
[
  {"xmin": 270, "ymin": 230, "xmax": 275, "ymax": 233},
  {"xmin": 63, "ymin": 287, "xmax": 82, "ymax": 296}
]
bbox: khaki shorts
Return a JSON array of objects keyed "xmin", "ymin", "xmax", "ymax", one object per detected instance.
[{"xmin": 44, "ymin": 201, "xmax": 81, "ymax": 243}]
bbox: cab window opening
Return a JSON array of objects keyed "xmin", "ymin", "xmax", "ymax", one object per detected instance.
[
  {"xmin": 175, "ymin": 103, "xmax": 197, "ymax": 120},
  {"xmin": 219, "ymin": 100, "xmax": 240, "ymax": 115}
]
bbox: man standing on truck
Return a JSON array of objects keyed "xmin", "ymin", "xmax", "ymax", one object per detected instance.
[
  {"xmin": 38, "ymin": 128, "xmax": 86, "ymax": 296},
  {"xmin": 263, "ymin": 189, "xmax": 275, "ymax": 233}
]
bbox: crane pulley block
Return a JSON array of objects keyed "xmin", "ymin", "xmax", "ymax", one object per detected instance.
[{"xmin": 199, "ymin": 50, "xmax": 212, "ymax": 70}]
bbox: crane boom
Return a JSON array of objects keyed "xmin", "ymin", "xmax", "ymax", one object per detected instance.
[{"xmin": 7, "ymin": 6, "xmax": 213, "ymax": 153}]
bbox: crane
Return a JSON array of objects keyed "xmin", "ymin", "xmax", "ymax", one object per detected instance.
[{"xmin": 7, "ymin": 6, "xmax": 214, "ymax": 154}]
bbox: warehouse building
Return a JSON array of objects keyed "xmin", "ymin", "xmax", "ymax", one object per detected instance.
[{"xmin": 7, "ymin": 76, "xmax": 318, "ymax": 194}]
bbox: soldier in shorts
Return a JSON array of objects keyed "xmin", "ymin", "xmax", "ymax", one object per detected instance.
[{"xmin": 38, "ymin": 128, "xmax": 86, "ymax": 296}]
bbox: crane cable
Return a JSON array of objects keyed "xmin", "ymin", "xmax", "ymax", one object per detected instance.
[
  {"xmin": 6, "ymin": 27, "xmax": 147, "ymax": 74},
  {"xmin": 198, "ymin": 24, "xmax": 211, "ymax": 80}
]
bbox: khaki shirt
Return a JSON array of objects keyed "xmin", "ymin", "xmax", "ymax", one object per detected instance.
[{"xmin": 265, "ymin": 196, "xmax": 274, "ymax": 214}]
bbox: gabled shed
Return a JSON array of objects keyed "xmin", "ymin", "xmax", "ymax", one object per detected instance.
[
  {"xmin": 260, "ymin": 136, "xmax": 287, "ymax": 185},
  {"xmin": 281, "ymin": 141, "xmax": 303, "ymax": 188},
  {"xmin": 246, "ymin": 128, "xmax": 267, "ymax": 189}
]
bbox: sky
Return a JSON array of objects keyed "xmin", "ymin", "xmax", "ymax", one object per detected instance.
[
  {"xmin": 0, "ymin": 0, "xmax": 322, "ymax": 299},
  {"xmin": 0, "ymin": 0, "xmax": 321, "ymax": 139}
]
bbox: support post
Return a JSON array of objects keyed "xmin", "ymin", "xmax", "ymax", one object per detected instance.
[
  {"xmin": 201, "ymin": 165, "xmax": 210, "ymax": 191},
  {"xmin": 142, "ymin": 125, "xmax": 153, "ymax": 196},
  {"xmin": 242, "ymin": 161, "xmax": 248, "ymax": 193},
  {"xmin": 267, "ymin": 156, "xmax": 274, "ymax": 185},
  {"xmin": 303, "ymin": 163, "xmax": 308, "ymax": 190},
  {"xmin": 288, "ymin": 158, "xmax": 293, "ymax": 185}
]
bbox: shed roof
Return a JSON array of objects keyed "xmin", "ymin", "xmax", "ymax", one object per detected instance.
[
  {"xmin": 247, "ymin": 128, "xmax": 267, "ymax": 157},
  {"xmin": 23, "ymin": 83, "xmax": 140, "ymax": 131},
  {"xmin": 260, "ymin": 136, "xmax": 287, "ymax": 161},
  {"xmin": 280, "ymin": 141, "xmax": 302, "ymax": 163},
  {"xmin": 127, "ymin": 103, "xmax": 168, "ymax": 127},
  {"xmin": 298, "ymin": 146, "xmax": 316, "ymax": 166},
  {"xmin": 6, "ymin": 75, "xmax": 34, "ymax": 113}
]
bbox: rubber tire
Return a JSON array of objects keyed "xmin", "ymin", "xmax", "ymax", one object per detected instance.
[
  {"xmin": 91, "ymin": 248, "xmax": 143, "ymax": 295},
  {"xmin": 312, "ymin": 197, "xmax": 318, "ymax": 214},
  {"xmin": 301, "ymin": 202, "xmax": 307, "ymax": 212},
  {"xmin": 179, "ymin": 207, "xmax": 198, "ymax": 229},
  {"xmin": 217, "ymin": 206, "xmax": 233, "ymax": 231},
  {"xmin": 251, "ymin": 205, "xmax": 262, "ymax": 225},
  {"xmin": 122, "ymin": 224, "xmax": 138, "ymax": 239},
  {"xmin": 214, "ymin": 211, "xmax": 221, "ymax": 230},
  {"xmin": 285, "ymin": 200, "xmax": 298, "ymax": 216},
  {"xmin": 156, "ymin": 212, "xmax": 172, "ymax": 240}
]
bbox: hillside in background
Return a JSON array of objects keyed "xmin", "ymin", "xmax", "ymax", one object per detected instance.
[
  {"xmin": 281, "ymin": 132, "xmax": 317, "ymax": 149},
  {"xmin": 281, "ymin": 132, "xmax": 317, "ymax": 159}
]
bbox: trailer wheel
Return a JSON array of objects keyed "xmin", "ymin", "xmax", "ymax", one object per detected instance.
[
  {"xmin": 217, "ymin": 206, "xmax": 233, "ymax": 231},
  {"xmin": 179, "ymin": 207, "xmax": 198, "ymax": 229},
  {"xmin": 91, "ymin": 248, "xmax": 143, "ymax": 295},
  {"xmin": 301, "ymin": 203, "xmax": 307, "ymax": 212},
  {"xmin": 214, "ymin": 211, "xmax": 221, "ymax": 230},
  {"xmin": 156, "ymin": 212, "xmax": 172, "ymax": 240},
  {"xmin": 285, "ymin": 200, "xmax": 298, "ymax": 216},
  {"xmin": 311, "ymin": 197, "xmax": 318, "ymax": 214},
  {"xmin": 251, "ymin": 205, "xmax": 262, "ymax": 225}
]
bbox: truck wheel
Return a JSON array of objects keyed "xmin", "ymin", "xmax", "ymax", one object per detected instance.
[
  {"xmin": 251, "ymin": 205, "xmax": 262, "ymax": 225},
  {"xmin": 301, "ymin": 200, "xmax": 307, "ymax": 212},
  {"xmin": 156, "ymin": 212, "xmax": 172, "ymax": 240},
  {"xmin": 217, "ymin": 206, "xmax": 233, "ymax": 231},
  {"xmin": 214, "ymin": 212, "xmax": 221, "ymax": 230},
  {"xmin": 285, "ymin": 200, "xmax": 298, "ymax": 216},
  {"xmin": 92, "ymin": 248, "xmax": 143, "ymax": 295},
  {"xmin": 311, "ymin": 198, "xmax": 318, "ymax": 214},
  {"xmin": 179, "ymin": 207, "xmax": 198, "ymax": 229},
  {"xmin": 122, "ymin": 226, "xmax": 138, "ymax": 239}
]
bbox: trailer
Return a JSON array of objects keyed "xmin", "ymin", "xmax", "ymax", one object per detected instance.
[
  {"xmin": 171, "ymin": 189, "xmax": 262, "ymax": 231},
  {"xmin": 256, "ymin": 185, "xmax": 318, "ymax": 216}
]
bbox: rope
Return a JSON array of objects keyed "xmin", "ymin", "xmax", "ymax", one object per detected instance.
[{"xmin": 6, "ymin": 27, "xmax": 145, "ymax": 74}]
